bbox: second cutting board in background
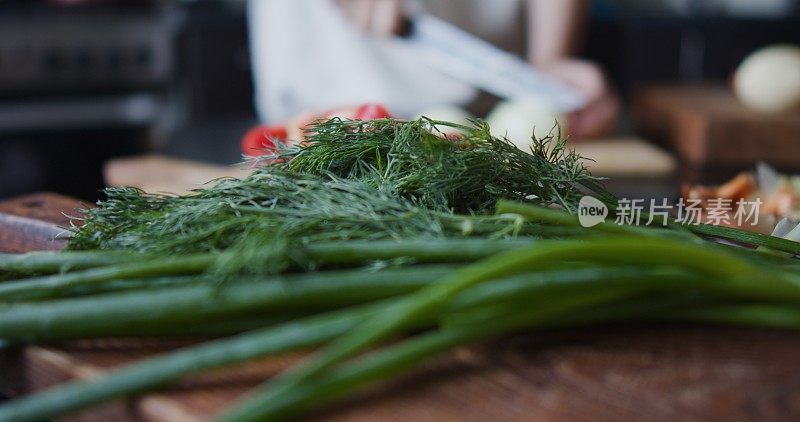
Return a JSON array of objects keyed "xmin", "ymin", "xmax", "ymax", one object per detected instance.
[{"xmin": 633, "ymin": 85, "xmax": 800, "ymax": 169}]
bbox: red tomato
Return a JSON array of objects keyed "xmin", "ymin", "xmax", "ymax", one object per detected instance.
[
  {"xmin": 240, "ymin": 125, "xmax": 288, "ymax": 157},
  {"xmin": 321, "ymin": 103, "xmax": 392, "ymax": 121},
  {"xmin": 354, "ymin": 103, "xmax": 391, "ymax": 120},
  {"xmin": 243, "ymin": 104, "xmax": 391, "ymax": 153},
  {"xmin": 322, "ymin": 105, "xmax": 359, "ymax": 120}
]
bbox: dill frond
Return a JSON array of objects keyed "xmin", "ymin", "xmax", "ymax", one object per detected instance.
[
  {"xmin": 69, "ymin": 171, "xmax": 486, "ymax": 274},
  {"xmin": 282, "ymin": 118, "xmax": 606, "ymax": 213}
]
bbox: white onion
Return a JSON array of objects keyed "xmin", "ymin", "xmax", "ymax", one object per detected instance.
[
  {"xmin": 414, "ymin": 105, "xmax": 473, "ymax": 127},
  {"xmin": 734, "ymin": 44, "xmax": 800, "ymax": 114},
  {"xmin": 485, "ymin": 98, "xmax": 565, "ymax": 154}
]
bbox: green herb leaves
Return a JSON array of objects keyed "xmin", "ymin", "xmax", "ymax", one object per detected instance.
[{"xmin": 284, "ymin": 118, "xmax": 604, "ymax": 213}]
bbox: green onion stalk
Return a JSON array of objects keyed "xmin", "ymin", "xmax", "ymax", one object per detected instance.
[
  {"xmin": 0, "ymin": 262, "xmax": 721, "ymax": 422},
  {"xmin": 0, "ymin": 238, "xmax": 535, "ymax": 302},
  {"xmin": 220, "ymin": 235, "xmax": 800, "ymax": 420}
]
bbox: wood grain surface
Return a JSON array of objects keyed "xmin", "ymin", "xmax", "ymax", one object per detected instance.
[
  {"xmin": 0, "ymin": 193, "xmax": 78, "ymax": 253},
  {"xmin": 633, "ymin": 85, "xmax": 800, "ymax": 168},
  {"xmin": 2, "ymin": 193, "xmax": 800, "ymax": 421}
]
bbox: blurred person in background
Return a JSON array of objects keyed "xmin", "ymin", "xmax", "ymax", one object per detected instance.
[{"xmin": 249, "ymin": 0, "xmax": 620, "ymax": 140}]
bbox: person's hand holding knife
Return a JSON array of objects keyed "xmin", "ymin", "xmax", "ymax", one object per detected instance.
[
  {"xmin": 528, "ymin": 0, "xmax": 620, "ymax": 140},
  {"xmin": 335, "ymin": 0, "xmax": 405, "ymax": 37},
  {"xmin": 334, "ymin": 0, "xmax": 619, "ymax": 140}
]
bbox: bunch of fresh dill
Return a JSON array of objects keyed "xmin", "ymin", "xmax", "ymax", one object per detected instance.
[
  {"xmin": 67, "ymin": 118, "xmax": 609, "ymax": 269},
  {"xmin": 281, "ymin": 118, "xmax": 610, "ymax": 213},
  {"xmin": 67, "ymin": 170, "xmax": 531, "ymax": 274},
  {"xmin": 69, "ymin": 171, "xmax": 428, "ymax": 246}
]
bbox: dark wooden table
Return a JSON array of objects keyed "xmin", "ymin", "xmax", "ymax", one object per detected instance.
[{"xmin": 2, "ymin": 193, "xmax": 800, "ymax": 421}]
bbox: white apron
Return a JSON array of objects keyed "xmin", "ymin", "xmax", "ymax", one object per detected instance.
[{"xmin": 248, "ymin": 0, "xmax": 524, "ymax": 122}]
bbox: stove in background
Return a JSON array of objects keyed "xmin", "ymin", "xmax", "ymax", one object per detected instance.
[{"xmin": 0, "ymin": 0, "xmax": 180, "ymax": 200}]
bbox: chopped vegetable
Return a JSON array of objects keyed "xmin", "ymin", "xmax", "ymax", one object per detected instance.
[
  {"xmin": 240, "ymin": 124, "xmax": 288, "ymax": 157},
  {"xmin": 285, "ymin": 102, "xmax": 394, "ymax": 143},
  {"xmin": 353, "ymin": 103, "xmax": 392, "ymax": 120},
  {"xmin": 683, "ymin": 162, "xmax": 800, "ymax": 232}
]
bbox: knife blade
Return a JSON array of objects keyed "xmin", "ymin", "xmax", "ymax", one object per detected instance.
[{"xmin": 400, "ymin": 14, "xmax": 586, "ymax": 113}]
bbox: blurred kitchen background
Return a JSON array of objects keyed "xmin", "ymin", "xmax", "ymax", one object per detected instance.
[{"xmin": 0, "ymin": 0, "xmax": 799, "ymax": 201}]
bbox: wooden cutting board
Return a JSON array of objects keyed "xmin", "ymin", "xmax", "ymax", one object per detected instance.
[
  {"xmin": 570, "ymin": 138, "xmax": 675, "ymax": 177},
  {"xmin": 633, "ymin": 85, "xmax": 800, "ymax": 168},
  {"xmin": 3, "ymin": 193, "xmax": 800, "ymax": 421},
  {"xmin": 104, "ymin": 155, "xmax": 251, "ymax": 196}
]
